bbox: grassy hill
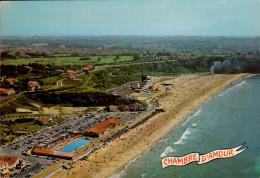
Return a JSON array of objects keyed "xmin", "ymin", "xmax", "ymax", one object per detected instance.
[{"xmin": 0, "ymin": 60, "xmax": 210, "ymax": 116}]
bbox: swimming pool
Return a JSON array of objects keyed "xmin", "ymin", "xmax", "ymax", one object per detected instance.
[{"xmin": 58, "ymin": 138, "xmax": 90, "ymax": 153}]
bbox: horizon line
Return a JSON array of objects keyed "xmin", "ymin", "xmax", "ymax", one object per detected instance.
[{"xmin": 1, "ymin": 35, "xmax": 260, "ymax": 38}]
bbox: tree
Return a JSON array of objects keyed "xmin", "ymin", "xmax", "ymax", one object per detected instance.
[
  {"xmin": 133, "ymin": 54, "xmax": 140, "ymax": 61},
  {"xmin": 79, "ymin": 56, "xmax": 91, "ymax": 60},
  {"xmin": 98, "ymin": 57, "xmax": 101, "ymax": 62}
]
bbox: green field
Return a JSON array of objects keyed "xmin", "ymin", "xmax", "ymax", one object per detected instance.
[
  {"xmin": 10, "ymin": 120, "xmax": 43, "ymax": 132},
  {"xmin": 2, "ymin": 56, "xmax": 134, "ymax": 66},
  {"xmin": 39, "ymin": 75, "xmax": 65, "ymax": 89}
]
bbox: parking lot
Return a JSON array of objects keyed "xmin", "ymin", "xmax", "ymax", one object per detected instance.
[{"xmin": 0, "ymin": 111, "xmax": 140, "ymax": 177}]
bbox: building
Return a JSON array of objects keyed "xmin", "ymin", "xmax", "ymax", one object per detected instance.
[
  {"xmin": 24, "ymin": 66, "xmax": 33, "ymax": 72},
  {"xmin": 37, "ymin": 118, "xmax": 51, "ymax": 125},
  {"xmin": 83, "ymin": 118, "xmax": 122, "ymax": 137},
  {"xmin": 109, "ymin": 105, "xmax": 118, "ymax": 112},
  {"xmin": 66, "ymin": 70, "xmax": 75, "ymax": 75},
  {"xmin": 0, "ymin": 156, "xmax": 19, "ymax": 169},
  {"xmin": 82, "ymin": 63, "xmax": 93, "ymax": 73},
  {"xmin": 131, "ymin": 75, "xmax": 161, "ymax": 92},
  {"xmin": 67, "ymin": 74, "xmax": 76, "ymax": 80},
  {"xmin": 131, "ymin": 82, "xmax": 140, "ymax": 90},
  {"xmin": 0, "ymin": 88, "xmax": 15, "ymax": 96},
  {"xmin": 28, "ymin": 81, "xmax": 41, "ymax": 91},
  {"xmin": 0, "ymin": 161, "xmax": 8, "ymax": 175},
  {"xmin": 129, "ymin": 103, "xmax": 146, "ymax": 111},
  {"xmin": 12, "ymin": 130, "xmax": 31, "ymax": 135},
  {"xmin": 3, "ymin": 78, "xmax": 18, "ymax": 85},
  {"xmin": 122, "ymin": 105, "xmax": 129, "ymax": 111},
  {"xmin": 32, "ymin": 148, "xmax": 73, "ymax": 159}
]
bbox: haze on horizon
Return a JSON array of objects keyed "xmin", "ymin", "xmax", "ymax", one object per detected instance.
[{"xmin": 1, "ymin": 0, "xmax": 260, "ymax": 37}]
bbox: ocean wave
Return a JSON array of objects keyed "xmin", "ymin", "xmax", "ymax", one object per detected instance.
[
  {"xmin": 160, "ymin": 146, "xmax": 175, "ymax": 158},
  {"xmin": 110, "ymin": 154, "xmax": 142, "ymax": 178},
  {"xmin": 174, "ymin": 128, "xmax": 192, "ymax": 145},
  {"xmin": 142, "ymin": 173, "xmax": 148, "ymax": 178},
  {"xmin": 181, "ymin": 108, "xmax": 201, "ymax": 126},
  {"xmin": 218, "ymin": 80, "xmax": 247, "ymax": 97},
  {"xmin": 158, "ymin": 138, "xmax": 167, "ymax": 143},
  {"xmin": 192, "ymin": 123, "xmax": 197, "ymax": 127},
  {"xmin": 193, "ymin": 107, "xmax": 202, "ymax": 117}
]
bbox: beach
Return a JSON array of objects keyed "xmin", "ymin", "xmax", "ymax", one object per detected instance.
[{"xmin": 52, "ymin": 73, "xmax": 248, "ymax": 178}]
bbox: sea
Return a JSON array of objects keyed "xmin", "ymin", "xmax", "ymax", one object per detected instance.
[{"xmin": 112, "ymin": 74, "xmax": 260, "ymax": 178}]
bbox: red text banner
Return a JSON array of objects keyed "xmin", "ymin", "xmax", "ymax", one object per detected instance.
[{"xmin": 162, "ymin": 144, "xmax": 247, "ymax": 168}]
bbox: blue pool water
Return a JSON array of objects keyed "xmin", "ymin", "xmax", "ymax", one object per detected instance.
[{"xmin": 58, "ymin": 138, "xmax": 90, "ymax": 153}]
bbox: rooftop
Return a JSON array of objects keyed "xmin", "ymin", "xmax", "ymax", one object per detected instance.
[
  {"xmin": 109, "ymin": 105, "xmax": 118, "ymax": 109},
  {"xmin": 28, "ymin": 81, "xmax": 39, "ymax": 86},
  {"xmin": 85, "ymin": 118, "xmax": 122, "ymax": 134},
  {"xmin": 37, "ymin": 118, "xmax": 51, "ymax": 123},
  {"xmin": 0, "ymin": 88, "xmax": 14, "ymax": 92},
  {"xmin": 66, "ymin": 70, "xmax": 74, "ymax": 73},
  {"xmin": 0, "ymin": 160, "xmax": 7, "ymax": 166},
  {"xmin": 13, "ymin": 130, "xmax": 31, "ymax": 134},
  {"xmin": 0, "ymin": 156, "xmax": 19, "ymax": 166},
  {"xmin": 32, "ymin": 148, "xmax": 52, "ymax": 155},
  {"xmin": 5, "ymin": 78, "xmax": 17, "ymax": 83}
]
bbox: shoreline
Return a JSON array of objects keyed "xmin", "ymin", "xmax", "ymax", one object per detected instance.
[
  {"xmin": 112, "ymin": 73, "xmax": 254, "ymax": 176},
  {"xmin": 52, "ymin": 73, "xmax": 249, "ymax": 178}
]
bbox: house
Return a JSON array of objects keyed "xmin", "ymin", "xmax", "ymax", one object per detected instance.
[
  {"xmin": 0, "ymin": 156, "xmax": 19, "ymax": 169},
  {"xmin": 129, "ymin": 103, "xmax": 146, "ymax": 111},
  {"xmin": 83, "ymin": 118, "xmax": 122, "ymax": 137},
  {"xmin": 66, "ymin": 70, "xmax": 75, "ymax": 75},
  {"xmin": 0, "ymin": 161, "xmax": 8, "ymax": 175},
  {"xmin": 122, "ymin": 105, "xmax": 129, "ymax": 111},
  {"xmin": 0, "ymin": 88, "xmax": 15, "ymax": 96},
  {"xmin": 37, "ymin": 118, "xmax": 51, "ymax": 125},
  {"xmin": 3, "ymin": 78, "xmax": 18, "ymax": 85},
  {"xmin": 28, "ymin": 81, "xmax": 41, "ymax": 91},
  {"xmin": 24, "ymin": 66, "xmax": 33, "ymax": 72},
  {"xmin": 86, "ymin": 63, "xmax": 93, "ymax": 69},
  {"xmin": 109, "ymin": 105, "xmax": 118, "ymax": 112},
  {"xmin": 82, "ymin": 63, "xmax": 93, "ymax": 73},
  {"xmin": 67, "ymin": 74, "xmax": 76, "ymax": 80}
]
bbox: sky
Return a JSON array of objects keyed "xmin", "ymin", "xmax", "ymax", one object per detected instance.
[{"xmin": 1, "ymin": 0, "xmax": 260, "ymax": 36}]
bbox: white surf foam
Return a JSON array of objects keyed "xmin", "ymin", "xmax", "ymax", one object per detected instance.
[
  {"xmin": 218, "ymin": 80, "xmax": 247, "ymax": 97},
  {"xmin": 193, "ymin": 107, "xmax": 202, "ymax": 117},
  {"xmin": 181, "ymin": 108, "xmax": 201, "ymax": 126},
  {"xmin": 110, "ymin": 154, "xmax": 142, "ymax": 178},
  {"xmin": 158, "ymin": 138, "xmax": 167, "ymax": 143},
  {"xmin": 174, "ymin": 128, "xmax": 192, "ymax": 145},
  {"xmin": 160, "ymin": 146, "xmax": 175, "ymax": 158},
  {"xmin": 192, "ymin": 123, "xmax": 197, "ymax": 127},
  {"xmin": 142, "ymin": 173, "xmax": 148, "ymax": 177}
]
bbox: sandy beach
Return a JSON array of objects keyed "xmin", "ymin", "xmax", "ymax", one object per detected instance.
[{"xmin": 52, "ymin": 73, "xmax": 248, "ymax": 178}]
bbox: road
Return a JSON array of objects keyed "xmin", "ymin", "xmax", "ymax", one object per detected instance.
[
  {"xmin": 0, "ymin": 91, "xmax": 25, "ymax": 103},
  {"xmin": 46, "ymin": 78, "xmax": 65, "ymax": 91}
]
